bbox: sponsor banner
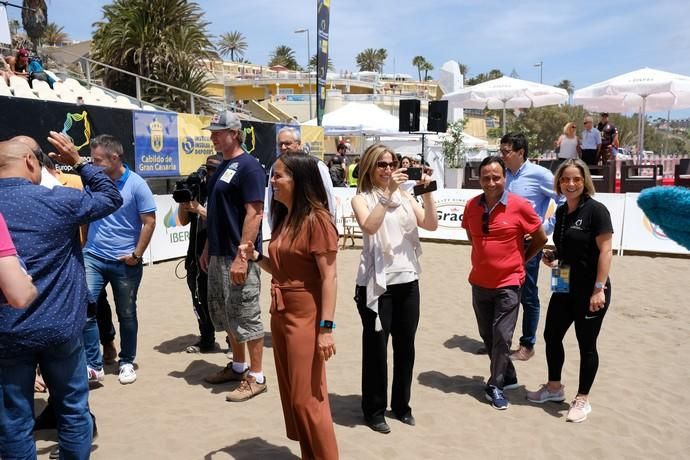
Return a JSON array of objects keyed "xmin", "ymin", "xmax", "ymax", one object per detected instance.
[
  {"xmin": 133, "ymin": 112, "xmax": 180, "ymax": 177},
  {"xmin": 0, "ymin": 98, "xmax": 135, "ymax": 170},
  {"xmin": 621, "ymin": 193, "xmax": 690, "ymax": 255},
  {"xmin": 301, "ymin": 125, "xmax": 325, "ymax": 159},
  {"xmin": 149, "ymin": 195, "xmax": 191, "ymax": 262},
  {"xmin": 178, "ymin": 113, "xmax": 214, "ymax": 175},
  {"xmin": 316, "ymin": 0, "xmax": 331, "ymax": 126},
  {"xmin": 241, "ymin": 120, "xmax": 276, "ymax": 174}
]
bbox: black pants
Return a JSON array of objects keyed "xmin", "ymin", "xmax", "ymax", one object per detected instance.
[
  {"xmin": 544, "ymin": 285, "xmax": 611, "ymax": 395},
  {"xmin": 581, "ymin": 149, "xmax": 598, "ymax": 165},
  {"xmin": 96, "ymin": 290, "xmax": 116, "ymax": 345},
  {"xmin": 186, "ymin": 263, "xmax": 215, "ymax": 346},
  {"xmin": 471, "ymin": 285, "xmax": 520, "ymax": 389},
  {"xmin": 356, "ymin": 281, "xmax": 420, "ymax": 422}
]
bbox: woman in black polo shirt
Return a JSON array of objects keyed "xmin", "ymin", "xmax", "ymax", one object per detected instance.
[{"xmin": 526, "ymin": 159, "xmax": 613, "ymax": 423}]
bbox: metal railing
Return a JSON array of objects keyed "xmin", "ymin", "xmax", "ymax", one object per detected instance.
[{"xmin": 44, "ymin": 48, "xmax": 251, "ymax": 116}]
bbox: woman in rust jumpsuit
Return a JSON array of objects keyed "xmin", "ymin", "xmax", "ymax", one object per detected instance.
[{"xmin": 241, "ymin": 153, "xmax": 338, "ymax": 459}]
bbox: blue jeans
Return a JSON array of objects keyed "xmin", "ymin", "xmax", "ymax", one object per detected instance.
[
  {"xmin": 519, "ymin": 251, "xmax": 542, "ymax": 348},
  {"xmin": 0, "ymin": 335, "xmax": 93, "ymax": 460},
  {"xmin": 83, "ymin": 252, "xmax": 143, "ymax": 367}
]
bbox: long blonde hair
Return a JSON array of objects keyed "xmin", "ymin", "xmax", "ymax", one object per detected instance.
[
  {"xmin": 562, "ymin": 122, "xmax": 577, "ymax": 135},
  {"xmin": 357, "ymin": 143, "xmax": 396, "ymax": 194}
]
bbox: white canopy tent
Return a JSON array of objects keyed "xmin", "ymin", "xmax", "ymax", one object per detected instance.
[
  {"xmin": 442, "ymin": 76, "xmax": 568, "ymax": 134},
  {"xmin": 573, "ymin": 68, "xmax": 690, "ymax": 155},
  {"xmin": 304, "ymin": 102, "xmax": 403, "ymax": 135}
]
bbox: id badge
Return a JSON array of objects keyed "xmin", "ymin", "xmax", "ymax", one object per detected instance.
[
  {"xmin": 551, "ymin": 264, "xmax": 570, "ymax": 293},
  {"xmin": 220, "ymin": 168, "xmax": 236, "ymax": 183}
]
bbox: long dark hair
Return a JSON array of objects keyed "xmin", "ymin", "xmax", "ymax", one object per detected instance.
[{"xmin": 270, "ymin": 154, "xmax": 330, "ymax": 241}]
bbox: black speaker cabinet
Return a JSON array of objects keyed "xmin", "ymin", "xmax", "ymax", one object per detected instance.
[
  {"xmin": 399, "ymin": 99, "xmax": 420, "ymax": 132},
  {"xmin": 427, "ymin": 100, "xmax": 448, "ymax": 132}
]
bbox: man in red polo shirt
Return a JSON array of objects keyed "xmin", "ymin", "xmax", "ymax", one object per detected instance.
[{"xmin": 461, "ymin": 155, "xmax": 547, "ymax": 410}]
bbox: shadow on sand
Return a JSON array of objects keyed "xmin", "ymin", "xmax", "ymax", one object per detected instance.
[
  {"xmin": 443, "ymin": 334, "xmax": 486, "ymax": 354},
  {"xmin": 327, "ymin": 393, "xmax": 364, "ymax": 428},
  {"xmin": 204, "ymin": 437, "xmax": 298, "ymax": 460}
]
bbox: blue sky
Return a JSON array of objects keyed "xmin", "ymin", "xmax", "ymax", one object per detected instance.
[{"xmin": 8, "ymin": 0, "xmax": 690, "ymax": 118}]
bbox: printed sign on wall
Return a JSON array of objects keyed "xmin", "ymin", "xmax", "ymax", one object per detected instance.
[{"xmin": 133, "ymin": 112, "xmax": 180, "ymax": 177}]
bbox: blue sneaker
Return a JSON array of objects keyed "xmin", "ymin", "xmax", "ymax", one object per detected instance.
[{"xmin": 485, "ymin": 385, "xmax": 509, "ymax": 410}]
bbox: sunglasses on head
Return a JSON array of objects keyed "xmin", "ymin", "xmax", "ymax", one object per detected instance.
[{"xmin": 376, "ymin": 161, "xmax": 398, "ymax": 170}]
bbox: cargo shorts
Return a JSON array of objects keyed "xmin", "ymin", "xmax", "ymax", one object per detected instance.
[{"xmin": 207, "ymin": 256, "xmax": 264, "ymax": 343}]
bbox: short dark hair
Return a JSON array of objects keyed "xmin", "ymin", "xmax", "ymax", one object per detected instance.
[
  {"xmin": 500, "ymin": 132, "xmax": 529, "ymax": 160},
  {"xmin": 90, "ymin": 134, "xmax": 124, "ymax": 158},
  {"xmin": 479, "ymin": 155, "xmax": 506, "ymax": 176}
]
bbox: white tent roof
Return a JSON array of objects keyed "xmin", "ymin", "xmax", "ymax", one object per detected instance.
[{"xmin": 304, "ymin": 102, "xmax": 402, "ymax": 135}]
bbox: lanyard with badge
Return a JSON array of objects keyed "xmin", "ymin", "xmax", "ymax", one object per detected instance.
[{"xmin": 551, "ymin": 207, "xmax": 571, "ymax": 293}]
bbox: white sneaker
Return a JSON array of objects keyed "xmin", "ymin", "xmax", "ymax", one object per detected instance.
[
  {"xmin": 118, "ymin": 363, "xmax": 137, "ymax": 384},
  {"xmin": 87, "ymin": 367, "xmax": 104, "ymax": 383},
  {"xmin": 526, "ymin": 384, "xmax": 566, "ymax": 403}
]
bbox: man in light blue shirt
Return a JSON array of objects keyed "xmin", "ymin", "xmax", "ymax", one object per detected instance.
[
  {"xmin": 82, "ymin": 135, "xmax": 156, "ymax": 385},
  {"xmin": 580, "ymin": 116, "xmax": 601, "ymax": 165},
  {"xmin": 500, "ymin": 133, "xmax": 559, "ymax": 362}
]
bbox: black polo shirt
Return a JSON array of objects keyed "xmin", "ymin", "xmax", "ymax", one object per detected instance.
[{"xmin": 553, "ymin": 196, "xmax": 613, "ymax": 292}]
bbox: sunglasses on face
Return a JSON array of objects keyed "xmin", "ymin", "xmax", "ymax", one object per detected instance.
[
  {"xmin": 559, "ymin": 176, "xmax": 584, "ymax": 184},
  {"xmin": 376, "ymin": 161, "xmax": 398, "ymax": 170}
]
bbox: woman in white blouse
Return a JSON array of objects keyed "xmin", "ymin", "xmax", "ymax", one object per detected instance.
[
  {"xmin": 351, "ymin": 143, "xmax": 438, "ymax": 434},
  {"xmin": 555, "ymin": 122, "xmax": 581, "ymax": 160}
]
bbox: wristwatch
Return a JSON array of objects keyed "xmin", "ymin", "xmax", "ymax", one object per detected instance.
[
  {"xmin": 74, "ymin": 157, "xmax": 89, "ymax": 172},
  {"xmin": 594, "ymin": 281, "xmax": 605, "ymax": 290},
  {"xmin": 131, "ymin": 252, "xmax": 142, "ymax": 262}
]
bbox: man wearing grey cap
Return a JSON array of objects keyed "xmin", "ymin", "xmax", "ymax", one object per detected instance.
[{"xmin": 200, "ymin": 110, "xmax": 268, "ymax": 402}]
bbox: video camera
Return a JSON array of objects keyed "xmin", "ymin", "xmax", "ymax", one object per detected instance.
[{"xmin": 172, "ymin": 165, "xmax": 208, "ymax": 203}]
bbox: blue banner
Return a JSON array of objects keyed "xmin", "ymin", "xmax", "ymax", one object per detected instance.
[{"xmin": 133, "ymin": 112, "xmax": 180, "ymax": 177}]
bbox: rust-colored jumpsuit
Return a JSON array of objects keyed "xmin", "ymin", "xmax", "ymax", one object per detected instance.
[{"xmin": 268, "ymin": 211, "xmax": 339, "ymax": 460}]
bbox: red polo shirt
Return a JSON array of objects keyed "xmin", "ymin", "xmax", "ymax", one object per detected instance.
[{"xmin": 461, "ymin": 191, "xmax": 542, "ymax": 289}]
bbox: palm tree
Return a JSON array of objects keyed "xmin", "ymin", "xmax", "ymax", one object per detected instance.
[
  {"xmin": 92, "ymin": 0, "xmax": 214, "ymax": 113},
  {"xmin": 42, "ymin": 22, "xmax": 69, "ymax": 46},
  {"xmin": 457, "ymin": 62, "xmax": 469, "ymax": 84},
  {"xmin": 268, "ymin": 45, "xmax": 300, "ymax": 70},
  {"xmin": 356, "ymin": 47, "xmax": 387, "ymax": 72},
  {"xmin": 217, "ymin": 31, "xmax": 247, "ymax": 61},
  {"xmin": 557, "ymin": 79, "xmax": 575, "ymax": 103},
  {"xmin": 422, "ymin": 60, "xmax": 434, "ymax": 81},
  {"xmin": 309, "ymin": 54, "xmax": 335, "ymax": 72},
  {"xmin": 412, "ymin": 56, "xmax": 426, "ymax": 82},
  {"xmin": 21, "ymin": 0, "xmax": 47, "ymax": 50}
]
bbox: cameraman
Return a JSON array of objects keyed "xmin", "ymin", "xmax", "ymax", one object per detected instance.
[{"xmin": 178, "ymin": 154, "xmax": 222, "ymax": 353}]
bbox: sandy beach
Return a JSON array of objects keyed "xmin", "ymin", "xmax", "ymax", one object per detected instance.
[{"xmin": 33, "ymin": 241, "xmax": 690, "ymax": 459}]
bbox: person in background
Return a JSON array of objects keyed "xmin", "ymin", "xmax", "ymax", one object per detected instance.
[
  {"xmin": 527, "ymin": 159, "xmax": 613, "ymax": 424},
  {"xmin": 499, "ymin": 133, "xmax": 560, "ymax": 362},
  {"xmin": 239, "ymin": 153, "xmax": 339, "ymax": 459},
  {"xmin": 0, "ymin": 212, "xmax": 37, "ymax": 308},
  {"xmin": 347, "ymin": 156, "xmax": 360, "ymax": 188},
  {"xmin": 597, "ymin": 113, "xmax": 619, "ymax": 163},
  {"xmin": 461, "ymin": 155, "xmax": 547, "ymax": 411},
  {"xmin": 555, "ymin": 122, "xmax": 581, "ymax": 160},
  {"xmin": 580, "ymin": 116, "xmax": 601, "ymax": 166},
  {"xmin": 178, "ymin": 154, "xmax": 223, "ymax": 353},
  {"xmin": 6, "ymin": 48, "xmax": 29, "ymax": 78},
  {"xmin": 329, "ymin": 155, "xmax": 347, "ymax": 187},
  {"xmin": 352, "ymin": 143, "xmax": 438, "ymax": 434}
]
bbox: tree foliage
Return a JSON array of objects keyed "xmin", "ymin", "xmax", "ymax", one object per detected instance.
[
  {"xmin": 356, "ymin": 48, "xmax": 387, "ymax": 72},
  {"xmin": 42, "ymin": 22, "xmax": 68, "ymax": 46},
  {"xmin": 309, "ymin": 54, "xmax": 335, "ymax": 71},
  {"xmin": 217, "ymin": 31, "xmax": 247, "ymax": 61},
  {"xmin": 91, "ymin": 0, "xmax": 214, "ymax": 113},
  {"xmin": 268, "ymin": 45, "xmax": 300, "ymax": 70},
  {"xmin": 466, "ymin": 69, "xmax": 503, "ymax": 86},
  {"xmin": 412, "ymin": 56, "xmax": 426, "ymax": 81},
  {"xmin": 22, "ymin": 0, "xmax": 47, "ymax": 50}
]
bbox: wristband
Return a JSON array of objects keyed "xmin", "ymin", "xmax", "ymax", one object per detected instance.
[
  {"xmin": 594, "ymin": 281, "xmax": 605, "ymax": 290},
  {"xmin": 131, "ymin": 252, "xmax": 142, "ymax": 261},
  {"xmin": 319, "ymin": 320, "xmax": 335, "ymax": 329}
]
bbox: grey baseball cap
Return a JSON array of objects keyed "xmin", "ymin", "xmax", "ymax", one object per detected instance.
[{"xmin": 204, "ymin": 110, "xmax": 242, "ymax": 131}]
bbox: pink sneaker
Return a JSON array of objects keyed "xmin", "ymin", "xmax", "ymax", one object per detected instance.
[{"xmin": 566, "ymin": 397, "xmax": 592, "ymax": 423}]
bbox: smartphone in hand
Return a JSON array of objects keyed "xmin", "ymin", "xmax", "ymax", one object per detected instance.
[{"xmin": 413, "ymin": 180, "xmax": 437, "ymax": 196}]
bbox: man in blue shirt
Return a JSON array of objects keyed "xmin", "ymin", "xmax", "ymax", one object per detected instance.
[
  {"xmin": 500, "ymin": 133, "xmax": 560, "ymax": 362},
  {"xmin": 81, "ymin": 135, "xmax": 156, "ymax": 385},
  {"xmin": 0, "ymin": 133, "xmax": 122, "ymax": 459},
  {"xmin": 581, "ymin": 116, "xmax": 602, "ymax": 166},
  {"xmin": 200, "ymin": 110, "xmax": 267, "ymax": 402}
]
